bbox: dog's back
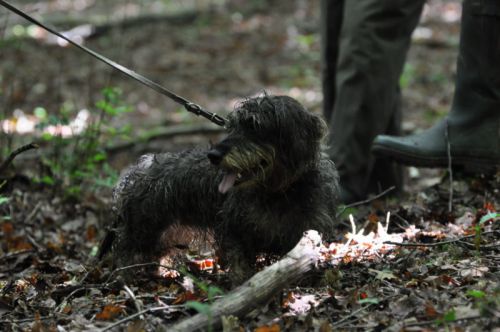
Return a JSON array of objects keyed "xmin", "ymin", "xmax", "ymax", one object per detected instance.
[{"xmin": 111, "ymin": 149, "xmax": 223, "ymax": 263}]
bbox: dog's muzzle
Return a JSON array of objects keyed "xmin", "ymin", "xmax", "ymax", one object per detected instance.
[{"xmin": 208, "ymin": 148, "xmax": 237, "ymax": 194}]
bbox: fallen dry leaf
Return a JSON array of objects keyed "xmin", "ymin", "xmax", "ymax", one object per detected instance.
[
  {"xmin": 172, "ymin": 291, "xmax": 200, "ymax": 305},
  {"xmin": 95, "ymin": 304, "xmax": 124, "ymax": 321},
  {"xmin": 254, "ymin": 324, "xmax": 280, "ymax": 332}
]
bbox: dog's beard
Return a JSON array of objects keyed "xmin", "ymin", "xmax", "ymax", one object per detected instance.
[{"xmin": 215, "ymin": 143, "xmax": 275, "ymax": 194}]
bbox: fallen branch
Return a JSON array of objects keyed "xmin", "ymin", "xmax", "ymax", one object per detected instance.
[
  {"xmin": 41, "ymin": 11, "xmax": 200, "ymax": 41},
  {"xmin": 105, "ymin": 123, "xmax": 224, "ymax": 155},
  {"xmin": 11, "ymin": 124, "xmax": 224, "ymax": 163},
  {"xmin": 0, "ymin": 142, "xmax": 38, "ymax": 175},
  {"xmin": 168, "ymin": 230, "xmax": 324, "ymax": 332}
]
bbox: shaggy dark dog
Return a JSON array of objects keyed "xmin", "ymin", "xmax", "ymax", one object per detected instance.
[{"xmin": 107, "ymin": 95, "xmax": 339, "ymax": 281}]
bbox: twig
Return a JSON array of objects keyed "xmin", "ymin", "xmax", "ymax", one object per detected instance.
[
  {"xmin": 0, "ymin": 314, "xmax": 57, "ymax": 324},
  {"xmin": 333, "ymin": 295, "xmax": 395, "ymax": 328},
  {"xmin": 385, "ymin": 211, "xmax": 391, "ymax": 233},
  {"xmin": 0, "ymin": 142, "xmax": 39, "ymax": 175},
  {"xmin": 392, "ymin": 213, "xmax": 411, "ymax": 228},
  {"xmin": 385, "ymin": 240, "xmax": 461, "ymax": 247},
  {"xmin": 332, "ymin": 304, "xmax": 375, "ymax": 328},
  {"xmin": 105, "ymin": 262, "xmax": 161, "ymax": 284},
  {"xmin": 55, "ymin": 262, "xmax": 169, "ymax": 313},
  {"xmin": 54, "ymin": 284, "xmax": 112, "ymax": 313},
  {"xmin": 26, "ymin": 234, "xmax": 44, "ymax": 252},
  {"xmin": 123, "ymin": 285, "xmax": 144, "ymax": 320},
  {"xmin": 25, "ymin": 201, "xmax": 43, "ymax": 224},
  {"xmin": 336, "ymin": 186, "xmax": 395, "ymax": 218},
  {"xmin": 445, "ymin": 119, "xmax": 453, "ymax": 213},
  {"xmin": 342, "ymin": 324, "xmax": 379, "ymax": 329},
  {"xmin": 0, "ymin": 249, "xmax": 34, "ymax": 261},
  {"xmin": 401, "ymin": 314, "xmax": 483, "ymax": 328},
  {"xmin": 54, "ymin": 287, "xmax": 87, "ymax": 313},
  {"xmin": 55, "ymin": 261, "xmax": 169, "ymax": 314},
  {"xmin": 99, "ymin": 305, "xmax": 169, "ymax": 332},
  {"xmin": 349, "ymin": 214, "xmax": 357, "ymax": 235},
  {"xmin": 78, "ymin": 258, "xmax": 100, "ymax": 284},
  {"xmin": 385, "ymin": 231, "xmax": 499, "ymax": 247}
]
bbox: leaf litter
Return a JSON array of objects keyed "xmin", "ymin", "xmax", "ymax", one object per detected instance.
[
  {"xmin": 0, "ymin": 0, "xmax": 499, "ymax": 331},
  {"xmin": 0, "ymin": 171, "xmax": 498, "ymax": 331}
]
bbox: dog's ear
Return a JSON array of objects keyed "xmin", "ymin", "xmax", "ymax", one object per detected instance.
[{"xmin": 311, "ymin": 114, "xmax": 328, "ymax": 142}]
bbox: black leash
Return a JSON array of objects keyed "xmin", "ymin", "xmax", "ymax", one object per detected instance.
[{"xmin": 0, "ymin": 0, "xmax": 227, "ymax": 127}]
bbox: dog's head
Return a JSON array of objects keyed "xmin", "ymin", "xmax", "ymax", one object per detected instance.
[{"xmin": 208, "ymin": 95, "xmax": 327, "ymax": 193}]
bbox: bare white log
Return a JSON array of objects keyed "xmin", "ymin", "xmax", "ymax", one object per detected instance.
[{"xmin": 168, "ymin": 230, "xmax": 324, "ymax": 332}]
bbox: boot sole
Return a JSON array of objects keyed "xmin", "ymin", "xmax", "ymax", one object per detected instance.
[{"xmin": 372, "ymin": 144, "xmax": 499, "ymax": 174}]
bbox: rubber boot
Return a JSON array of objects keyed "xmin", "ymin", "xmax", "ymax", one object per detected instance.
[{"xmin": 372, "ymin": 0, "xmax": 500, "ymax": 171}]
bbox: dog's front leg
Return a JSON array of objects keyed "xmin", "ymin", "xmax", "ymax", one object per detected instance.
[{"xmin": 218, "ymin": 235, "xmax": 256, "ymax": 284}]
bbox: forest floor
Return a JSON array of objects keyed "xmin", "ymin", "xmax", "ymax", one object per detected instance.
[{"xmin": 0, "ymin": 0, "xmax": 498, "ymax": 331}]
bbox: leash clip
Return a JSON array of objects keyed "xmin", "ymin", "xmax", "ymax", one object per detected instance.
[
  {"xmin": 185, "ymin": 102, "xmax": 203, "ymax": 116},
  {"xmin": 185, "ymin": 102, "xmax": 227, "ymax": 127}
]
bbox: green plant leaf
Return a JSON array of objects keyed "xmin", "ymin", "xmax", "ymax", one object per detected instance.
[
  {"xmin": 34, "ymin": 106, "xmax": 47, "ymax": 119},
  {"xmin": 207, "ymin": 286, "xmax": 224, "ymax": 300},
  {"xmin": 443, "ymin": 309, "xmax": 456, "ymax": 322},
  {"xmin": 66, "ymin": 186, "xmax": 82, "ymax": 196},
  {"xmin": 92, "ymin": 152, "xmax": 107, "ymax": 162},
  {"xmin": 358, "ymin": 298, "xmax": 379, "ymax": 305},
  {"xmin": 41, "ymin": 132, "xmax": 53, "ymax": 141},
  {"xmin": 336, "ymin": 206, "xmax": 358, "ymax": 219},
  {"xmin": 71, "ymin": 170, "xmax": 87, "ymax": 179},
  {"xmin": 479, "ymin": 212, "xmax": 500, "ymax": 224},
  {"xmin": 370, "ymin": 269, "xmax": 398, "ymax": 281},
  {"xmin": 40, "ymin": 176, "xmax": 55, "ymax": 185},
  {"xmin": 185, "ymin": 301, "xmax": 211, "ymax": 315},
  {"xmin": 466, "ymin": 290, "xmax": 486, "ymax": 299},
  {"xmin": 89, "ymin": 246, "xmax": 99, "ymax": 257},
  {"xmin": 107, "ymin": 127, "xmax": 117, "ymax": 135},
  {"xmin": 0, "ymin": 197, "xmax": 9, "ymax": 205}
]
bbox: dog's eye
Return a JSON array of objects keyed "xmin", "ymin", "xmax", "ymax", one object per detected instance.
[{"xmin": 236, "ymin": 118, "xmax": 255, "ymax": 132}]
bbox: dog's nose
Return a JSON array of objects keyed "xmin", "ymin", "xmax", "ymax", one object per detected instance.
[{"xmin": 207, "ymin": 149, "xmax": 224, "ymax": 165}]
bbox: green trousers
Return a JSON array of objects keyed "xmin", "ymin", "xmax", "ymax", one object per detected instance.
[{"xmin": 321, "ymin": 0, "xmax": 425, "ymax": 201}]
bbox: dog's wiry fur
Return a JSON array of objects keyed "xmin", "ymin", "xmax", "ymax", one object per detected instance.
[{"xmin": 111, "ymin": 95, "xmax": 339, "ymax": 281}]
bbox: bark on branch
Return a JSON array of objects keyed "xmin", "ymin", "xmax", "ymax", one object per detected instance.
[
  {"xmin": 168, "ymin": 230, "xmax": 324, "ymax": 332},
  {"xmin": 0, "ymin": 142, "xmax": 38, "ymax": 175}
]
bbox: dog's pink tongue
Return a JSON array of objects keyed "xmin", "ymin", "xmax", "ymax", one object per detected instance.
[{"xmin": 218, "ymin": 173, "xmax": 237, "ymax": 194}]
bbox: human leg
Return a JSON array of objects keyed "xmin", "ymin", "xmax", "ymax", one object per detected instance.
[
  {"xmin": 325, "ymin": 0, "xmax": 425, "ymax": 202},
  {"xmin": 372, "ymin": 0, "xmax": 500, "ymax": 171}
]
